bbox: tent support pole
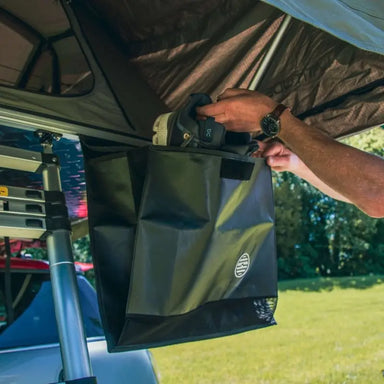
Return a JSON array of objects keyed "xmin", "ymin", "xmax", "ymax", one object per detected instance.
[
  {"xmin": 40, "ymin": 134, "xmax": 96, "ymax": 383},
  {"xmin": 248, "ymin": 14, "xmax": 292, "ymax": 91}
]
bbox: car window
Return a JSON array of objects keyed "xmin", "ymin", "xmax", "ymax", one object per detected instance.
[
  {"xmin": 0, "ymin": 272, "xmax": 104, "ymax": 349},
  {"xmin": 0, "ymin": 271, "xmax": 47, "ymax": 328},
  {"xmin": 0, "ymin": 291, "xmax": 6, "ymax": 329}
]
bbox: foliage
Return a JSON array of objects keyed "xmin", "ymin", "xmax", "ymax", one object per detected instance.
[
  {"xmin": 273, "ymin": 172, "xmax": 318, "ymax": 279},
  {"xmin": 72, "ymin": 235, "xmax": 95, "ymax": 285},
  {"xmin": 19, "ymin": 236, "xmax": 92, "ymax": 263},
  {"xmin": 72, "ymin": 235, "xmax": 92, "ymax": 263},
  {"xmin": 21, "ymin": 247, "xmax": 47, "ymax": 260},
  {"xmin": 273, "ymin": 126, "xmax": 384, "ymax": 279}
]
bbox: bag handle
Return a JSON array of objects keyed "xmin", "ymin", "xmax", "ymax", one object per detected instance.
[{"xmin": 220, "ymin": 158, "xmax": 255, "ymax": 180}]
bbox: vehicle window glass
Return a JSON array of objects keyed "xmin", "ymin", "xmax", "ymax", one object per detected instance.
[
  {"xmin": 0, "ymin": 272, "xmax": 103, "ymax": 349},
  {"xmin": 0, "ymin": 290, "xmax": 6, "ymax": 330},
  {"xmin": 0, "ymin": 272, "xmax": 47, "ymax": 328}
]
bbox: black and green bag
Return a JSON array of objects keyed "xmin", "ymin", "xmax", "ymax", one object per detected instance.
[{"xmin": 83, "ymin": 144, "xmax": 277, "ymax": 351}]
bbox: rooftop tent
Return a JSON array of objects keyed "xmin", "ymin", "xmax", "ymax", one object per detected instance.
[
  {"xmin": 0, "ymin": 0, "xmax": 382, "ymax": 361},
  {"xmin": 0, "ymin": 0, "xmax": 383, "ymax": 142}
]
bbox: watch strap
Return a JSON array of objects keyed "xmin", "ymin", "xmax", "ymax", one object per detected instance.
[{"xmin": 271, "ymin": 103, "xmax": 289, "ymax": 118}]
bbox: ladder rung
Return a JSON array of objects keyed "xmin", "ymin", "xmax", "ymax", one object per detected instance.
[
  {"xmin": 0, "ymin": 205, "xmax": 45, "ymax": 217},
  {"xmin": 0, "ymin": 185, "xmax": 45, "ymax": 203},
  {"xmin": 0, "ymin": 212, "xmax": 46, "ymax": 239},
  {"xmin": 0, "ymin": 145, "xmax": 43, "ymax": 172}
]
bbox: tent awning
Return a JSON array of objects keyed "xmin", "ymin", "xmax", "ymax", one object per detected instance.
[{"xmin": 262, "ymin": 0, "xmax": 384, "ymax": 55}]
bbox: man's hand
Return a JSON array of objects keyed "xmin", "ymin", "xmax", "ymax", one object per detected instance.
[
  {"xmin": 196, "ymin": 88, "xmax": 278, "ymax": 133},
  {"xmin": 253, "ymin": 141, "xmax": 300, "ymax": 173}
]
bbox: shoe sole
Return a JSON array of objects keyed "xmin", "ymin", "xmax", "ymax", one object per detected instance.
[{"xmin": 153, "ymin": 112, "xmax": 174, "ymax": 145}]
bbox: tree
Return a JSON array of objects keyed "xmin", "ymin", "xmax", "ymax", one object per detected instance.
[
  {"xmin": 273, "ymin": 126, "xmax": 384, "ymax": 279},
  {"xmin": 273, "ymin": 172, "xmax": 318, "ymax": 279}
]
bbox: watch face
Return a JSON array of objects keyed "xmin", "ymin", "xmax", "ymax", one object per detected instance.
[{"xmin": 261, "ymin": 114, "xmax": 280, "ymax": 137}]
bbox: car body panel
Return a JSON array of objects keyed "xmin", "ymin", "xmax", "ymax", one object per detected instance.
[
  {"xmin": 0, "ymin": 339, "xmax": 158, "ymax": 384},
  {"xmin": 0, "ymin": 258, "xmax": 159, "ymax": 384}
]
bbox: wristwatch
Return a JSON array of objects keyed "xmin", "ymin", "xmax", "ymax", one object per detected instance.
[{"xmin": 260, "ymin": 104, "xmax": 289, "ymax": 138}]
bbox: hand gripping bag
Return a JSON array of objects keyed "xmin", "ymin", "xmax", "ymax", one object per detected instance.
[{"xmin": 83, "ymin": 143, "xmax": 277, "ymax": 351}]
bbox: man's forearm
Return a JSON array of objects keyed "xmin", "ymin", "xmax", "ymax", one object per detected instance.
[
  {"xmin": 292, "ymin": 160, "xmax": 351, "ymax": 203},
  {"xmin": 279, "ymin": 112, "xmax": 384, "ymax": 217}
]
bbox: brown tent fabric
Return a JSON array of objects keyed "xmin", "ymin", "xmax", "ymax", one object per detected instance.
[
  {"xmin": 77, "ymin": 0, "xmax": 384, "ymax": 138},
  {"xmin": 0, "ymin": 0, "xmax": 383, "ymax": 140}
]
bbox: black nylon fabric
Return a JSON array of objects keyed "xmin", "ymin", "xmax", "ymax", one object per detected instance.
[{"xmin": 83, "ymin": 144, "xmax": 277, "ymax": 351}]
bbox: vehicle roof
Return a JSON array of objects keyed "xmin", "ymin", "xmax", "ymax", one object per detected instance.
[
  {"xmin": 0, "ymin": 257, "xmax": 93, "ymax": 272},
  {"xmin": 0, "ymin": 257, "xmax": 49, "ymax": 271}
]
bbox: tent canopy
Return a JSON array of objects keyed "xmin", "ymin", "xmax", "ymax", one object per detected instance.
[{"xmin": 0, "ymin": 0, "xmax": 383, "ymax": 143}]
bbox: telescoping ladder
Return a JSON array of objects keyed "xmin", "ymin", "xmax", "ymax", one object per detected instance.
[{"xmin": 0, "ymin": 131, "xmax": 97, "ymax": 384}]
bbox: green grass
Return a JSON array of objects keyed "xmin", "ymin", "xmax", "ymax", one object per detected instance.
[{"xmin": 151, "ymin": 275, "xmax": 384, "ymax": 383}]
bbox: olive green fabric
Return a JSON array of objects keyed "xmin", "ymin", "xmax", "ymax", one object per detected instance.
[{"xmin": 84, "ymin": 145, "xmax": 277, "ymax": 350}]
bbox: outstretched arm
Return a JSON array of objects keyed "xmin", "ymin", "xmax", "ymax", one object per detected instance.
[
  {"xmin": 197, "ymin": 89, "xmax": 384, "ymax": 218},
  {"xmin": 253, "ymin": 141, "xmax": 351, "ymax": 202}
]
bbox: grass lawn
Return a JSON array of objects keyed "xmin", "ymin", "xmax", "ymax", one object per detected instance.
[{"xmin": 151, "ymin": 275, "xmax": 384, "ymax": 383}]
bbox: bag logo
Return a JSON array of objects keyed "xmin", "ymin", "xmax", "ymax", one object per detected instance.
[{"xmin": 234, "ymin": 253, "xmax": 250, "ymax": 278}]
